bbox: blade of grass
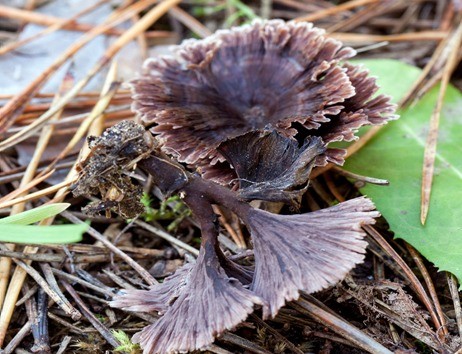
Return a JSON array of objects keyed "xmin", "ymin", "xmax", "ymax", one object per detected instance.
[
  {"xmin": 0, "ymin": 224, "xmax": 87, "ymax": 244},
  {"xmin": 0, "ymin": 203, "xmax": 70, "ymax": 225}
]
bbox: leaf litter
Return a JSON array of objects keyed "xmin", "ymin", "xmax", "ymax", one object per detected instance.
[{"xmin": 0, "ymin": 1, "xmax": 462, "ymax": 354}]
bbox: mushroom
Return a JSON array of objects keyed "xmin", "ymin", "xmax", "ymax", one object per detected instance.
[
  {"xmin": 73, "ymin": 18, "xmax": 397, "ymax": 354},
  {"xmin": 105, "ymin": 140, "xmax": 378, "ymax": 353},
  {"xmin": 131, "ymin": 19, "xmax": 396, "ymax": 183}
]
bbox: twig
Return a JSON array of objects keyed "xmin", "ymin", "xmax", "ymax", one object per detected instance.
[
  {"xmin": 295, "ymin": 0, "xmax": 378, "ymax": 22},
  {"xmin": 213, "ymin": 205, "xmax": 246, "ymax": 249},
  {"xmin": 0, "ymin": 0, "xmax": 109, "ymax": 56},
  {"xmin": 329, "ymin": 31, "xmax": 447, "ymax": 43},
  {"xmin": 47, "ymin": 312, "xmax": 85, "ymax": 335},
  {"xmin": 0, "ymin": 169, "xmax": 54, "ymax": 204},
  {"xmin": 406, "ymin": 244, "xmax": 448, "ymax": 339},
  {"xmin": 447, "ymin": 273, "xmax": 462, "ymax": 338},
  {"xmin": 0, "ymin": 179, "xmax": 74, "ymax": 210},
  {"xmin": 207, "ymin": 344, "xmax": 235, "ymax": 354},
  {"xmin": 293, "ymin": 296, "xmax": 392, "ymax": 354},
  {"xmin": 135, "ymin": 219, "xmax": 200, "ymax": 256},
  {"xmin": 331, "ymin": 165, "xmax": 389, "ymax": 185},
  {"xmin": 1, "ymin": 321, "xmax": 31, "ymax": 354},
  {"xmin": 62, "ymin": 281, "xmax": 120, "ymax": 348},
  {"xmin": 220, "ymin": 333, "xmax": 273, "ymax": 354},
  {"xmin": 363, "ymin": 225, "xmax": 444, "ymax": 335},
  {"xmin": 250, "ymin": 314, "xmax": 304, "ymax": 354},
  {"xmin": 0, "ymin": 71, "xmax": 73, "ymax": 313},
  {"xmin": 260, "ymin": 0, "xmax": 272, "ymax": 19},
  {"xmin": 420, "ymin": 19, "xmax": 462, "ymax": 225},
  {"xmin": 0, "ymin": 0, "xmax": 159, "ymax": 136},
  {"xmin": 25, "ymin": 288, "xmax": 51, "ymax": 353},
  {"xmin": 169, "ymin": 6, "xmax": 212, "ymax": 38},
  {"xmin": 0, "ymin": 244, "xmax": 81, "ymax": 321},
  {"xmin": 62, "ymin": 211, "xmax": 157, "ymax": 286},
  {"xmin": 323, "ymin": 173, "xmax": 345, "ymax": 202},
  {"xmin": 55, "ymin": 336, "xmax": 72, "ymax": 354}
]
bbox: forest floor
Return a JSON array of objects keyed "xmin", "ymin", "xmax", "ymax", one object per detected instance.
[{"xmin": 0, "ymin": 0, "xmax": 461, "ymax": 353}]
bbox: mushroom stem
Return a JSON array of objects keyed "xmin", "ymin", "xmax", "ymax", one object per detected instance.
[{"xmin": 139, "ymin": 155, "xmax": 252, "ymax": 224}]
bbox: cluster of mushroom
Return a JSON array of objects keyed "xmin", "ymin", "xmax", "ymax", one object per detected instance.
[{"xmin": 77, "ymin": 20, "xmax": 397, "ymax": 354}]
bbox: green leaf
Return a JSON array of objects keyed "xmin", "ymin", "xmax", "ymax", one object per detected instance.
[
  {"xmin": 344, "ymin": 59, "xmax": 462, "ymax": 281},
  {"xmin": 0, "ymin": 203, "xmax": 70, "ymax": 225},
  {"xmin": 0, "ymin": 223, "xmax": 87, "ymax": 244}
]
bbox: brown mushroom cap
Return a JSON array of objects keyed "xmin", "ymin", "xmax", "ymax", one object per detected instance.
[{"xmin": 131, "ymin": 19, "xmax": 396, "ymax": 182}]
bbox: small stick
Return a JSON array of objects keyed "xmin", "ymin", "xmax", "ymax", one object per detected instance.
[
  {"xmin": 169, "ymin": 6, "xmax": 212, "ymax": 38},
  {"xmin": 0, "ymin": 4, "xmax": 105, "ymax": 32},
  {"xmin": 0, "ymin": 179, "xmax": 74, "ymax": 210},
  {"xmin": 406, "ymin": 244, "xmax": 448, "ymax": 339},
  {"xmin": 62, "ymin": 211, "xmax": 157, "ymax": 286},
  {"xmin": 0, "ymin": 0, "xmax": 109, "ymax": 56},
  {"xmin": 329, "ymin": 31, "xmax": 447, "ymax": 43},
  {"xmin": 40, "ymin": 263, "xmax": 81, "ymax": 316},
  {"xmin": 309, "ymin": 331, "xmax": 362, "ymax": 350},
  {"xmin": 323, "ymin": 172, "xmax": 345, "ymax": 202},
  {"xmin": 295, "ymin": 0, "xmax": 378, "ymax": 22},
  {"xmin": 1, "ymin": 321, "xmax": 31, "ymax": 354},
  {"xmin": 56, "ymin": 336, "xmax": 72, "ymax": 354},
  {"xmin": 62, "ymin": 281, "xmax": 120, "ymax": 348},
  {"xmin": 0, "ymin": 169, "xmax": 54, "ymax": 204},
  {"xmin": 0, "ymin": 0, "xmax": 159, "ymax": 137},
  {"xmin": 135, "ymin": 219, "xmax": 200, "ymax": 256},
  {"xmin": 420, "ymin": 19, "xmax": 462, "ymax": 225},
  {"xmin": 220, "ymin": 333, "xmax": 273, "ymax": 354},
  {"xmin": 47, "ymin": 312, "xmax": 85, "ymax": 334},
  {"xmin": 207, "ymin": 344, "xmax": 235, "ymax": 354},
  {"xmin": 250, "ymin": 314, "xmax": 304, "ymax": 354},
  {"xmin": 293, "ymin": 297, "xmax": 392, "ymax": 354},
  {"xmin": 331, "ymin": 165, "xmax": 389, "ymax": 185},
  {"xmin": 51, "ymin": 268, "xmax": 115, "ymax": 298},
  {"xmin": 363, "ymin": 225, "xmax": 444, "ymax": 334},
  {"xmin": 447, "ymin": 273, "xmax": 462, "ymax": 338},
  {"xmin": 260, "ymin": 0, "xmax": 272, "ymax": 19},
  {"xmin": 25, "ymin": 288, "xmax": 51, "ymax": 353},
  {"xmin": 326, "ymin": 1, "xmax": 395, "ymax": 33},
  {"xmin": 213, "ymin": 205, "xmax": 246, "ymax": 249},
  {"xmin": 0, "ymin": 245, "xmax": 81, "ymax": 320},
  {"xmin": 16, "ymin": 284, "xmax": 38, "ymax": 306}
]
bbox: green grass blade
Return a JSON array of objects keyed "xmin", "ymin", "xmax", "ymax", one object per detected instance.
[
  {"xmin": 0, "ymin": 223, "xmax": 87, "ymax": 244},
  {"xmin": 0, "ymin": 203, "xmax": 70, "ymax": 225}
]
